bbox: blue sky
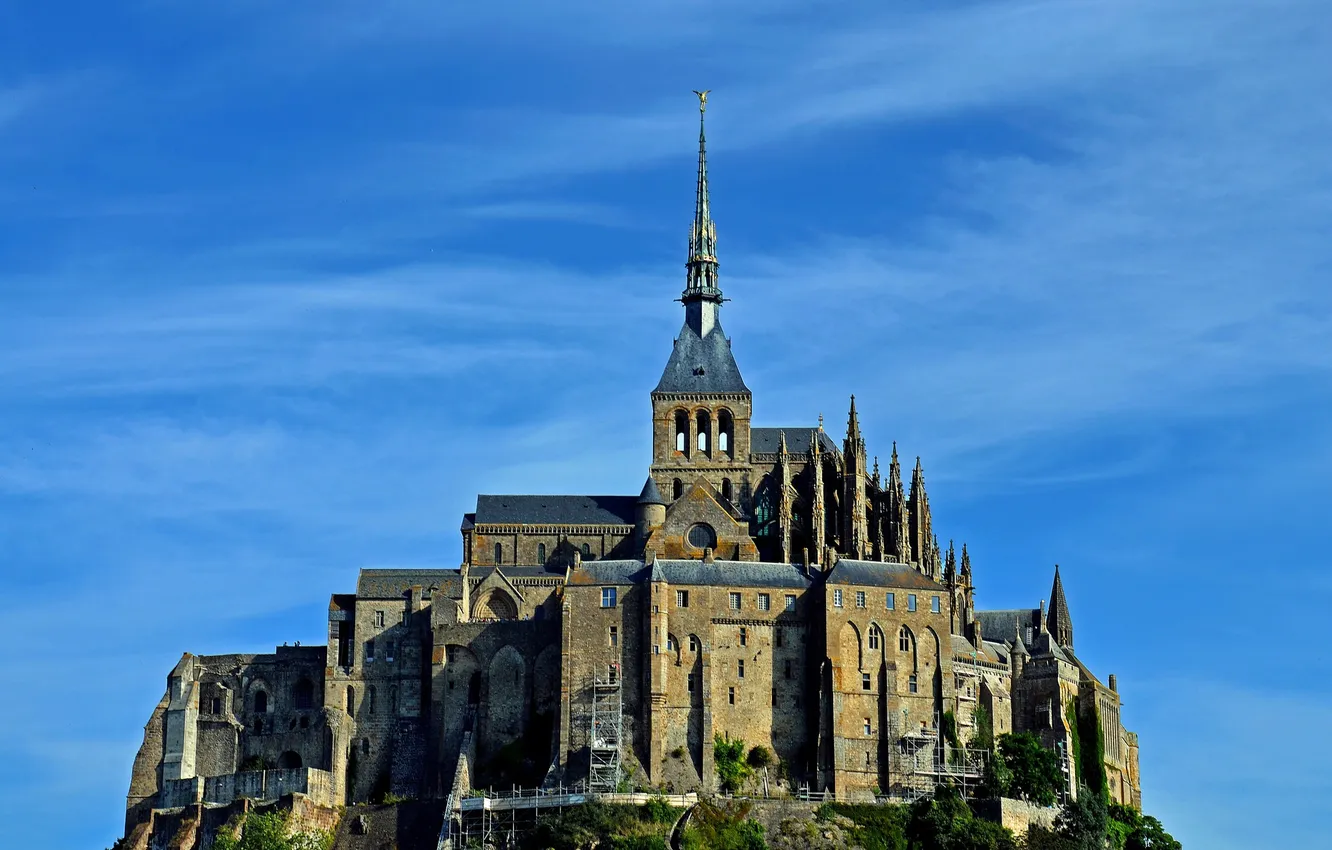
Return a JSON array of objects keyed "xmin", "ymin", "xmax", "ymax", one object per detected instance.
[{"xmin": 2, "ymin": 1, "xmax": 1329, "ymax": 847}]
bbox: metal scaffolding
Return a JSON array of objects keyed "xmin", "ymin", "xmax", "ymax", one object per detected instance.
[
  {"xmin": 588, "ymin": 664, "xmax": 624, "ymax": 793},
  {"xmin": 882, "ymin": 712, "xmax": 988, "ymax": 802}
]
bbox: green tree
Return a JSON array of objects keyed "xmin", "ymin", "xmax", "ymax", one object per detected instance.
[
  {"xmin": 905, "ymin": 785, "xmax": 1016, "ymax": 850},
  {"xmin": 212, "ymin": 812, "xmax": 332, "ymax": 850},
  {"xmin": 1055, "ymin": 788, "xmax": 1108, "ymax": 850},
  {"xmin": 996, "ymin": 733, "xmax": 1062, "ymax": 806},
  {"xmin": 1108, "ymin": 804, "xmax": 1181, "ymax": 850}
]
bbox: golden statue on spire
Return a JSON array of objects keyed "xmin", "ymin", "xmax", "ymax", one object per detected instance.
[{"xmin": 693, "ymin": 89, "xmax": 710, "ymax": 112}]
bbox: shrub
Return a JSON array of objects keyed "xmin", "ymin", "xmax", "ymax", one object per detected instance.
[
  {"xmin": 746, "ymin": 745, "xmax": 773, "ymax": 770},
  {"xmin": 714, "ymin": 734, "xmax": 751, "ymax": 793}
]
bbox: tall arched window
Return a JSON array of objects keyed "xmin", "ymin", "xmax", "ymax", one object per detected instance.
[
  {"xmin": 672, "ymin": 478, "xmax": 683, "ymax": 500},
  {"xmin": 721, "ymin": 478, "xmax": 733, "ymax": 503},
  {"xmin": 869, "ymin": 625, "xmax": 882, "ymax": 650},
  {"xmin": 674, "ymin": 409, "xmax": 689, "ymax": 455},
  {"xmin": 581, "ymin": 543, "xmax": 591, "ymax": 558},
  {"xmin": 718, "ymin": 409, "xmax": 734, "ymax": 457},
  {"xmin": 898, "ymin": 626, "xmax": 913, "ymax": 652},
  {"xmin": 293, "ymin": 677, "xmax": 314, "ymax": 710},
  {"xmin": 494, "ymin": 542, "xmax": 502, "ymax": 564},
  {"xmin": 696, "ymin": 410, "xmax": 711, "ymax": 455},
  {"xmin": 537, "ymin": 543, "xmax": 547, "ymax": 564},
  {"xmin": 753, "ymin": 475, "xmax": 776, "ymax": 538},
  {"xmin": 254, "ymin": 690, "xmax": 268, "ymax": 714}
]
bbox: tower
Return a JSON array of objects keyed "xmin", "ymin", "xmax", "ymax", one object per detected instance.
[
  {"xmin": 1047, "ymin": 564, "xmax": 1074, "ymax": 649},
  {"xmin": 907, "ymin": 457, "xmax": 934, "ymax": 573},
  {"xmin": 842, "ymin": 395, "xmax": 868, "ymax": 557},
  {"xmin": 650, "ymin": 93, "xmax": 754, "ymax": 511}
]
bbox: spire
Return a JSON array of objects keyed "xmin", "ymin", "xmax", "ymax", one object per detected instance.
[
  {"xmin": 846, "ymin": 394, "xmax": 862, "ymax": 444},
  {"xmin": 944, "ymin": 539, "xmax": 957, "ymax": 583},
  {"xmin": 637, "ymin": 476, "xmax": 666, "ymax": 506},
  {"xmin": 960, "ymin": 543, "xmax": 972, "ymax": 578},
  {"xmin": 872, "ymin": 456, "xmax": 881, "ymax": 487},
  {"xmin": 1047, "ymin": 564, "xmax": 1074, "ymax": 649},
  {"xmin": 682, "ymin": 90, "xmax": 722, "ymax": 337}
]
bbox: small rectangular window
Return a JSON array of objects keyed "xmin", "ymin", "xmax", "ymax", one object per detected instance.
[
  {"xmin": 886, "ymin": 592, "xmax": 895, "ymax": 610},
  {"xmin": 772, "ymin": 688, "xmax": 777, "ymax": 706},
  {"xmin": 907, "ymin": 593, "xmax": 917, "ymax": 612},
  {"xmin": 855, "ymin": 591, "xmax": 866, "ymax": 608},
  {"xmin": 758, "ymin": 593, "xmax": 770, "ymax": 611},
  {"xmin": 785, "ymin": 594, "xmax": 796, "ymax": 611},
  {"xmin": 738, "ymin": 660, "xmax": 745, "ymax": 678},
  {"xmin": 653, "ymin": 644, "xmax": 660, "ymax": 654},
  {"xmin": 608, "ymin": 664, "xmax": 619, "ymax": 684},
  {"xmin": 446, "ymin": 645, "xmax": 458, "ymax": 662},
  {"xmin": 784, "ymin": 660, "xmax": 792, "ymax": 680},
  {"xmin": 909, "ymin": 673, "xmax": 918, "ymax": 694},
  {"xmin": 666, "ymin": 635, "xmax": 676, "ymax": 651},
  {"xmin": 601, "ymin": 587, "xmax": 617, "ymax": 608},
  {"xmin": 364, "ymin": 640, "xmax": 374, "ymax": 663},
  {"xmin": 689, "ymin": 635, "xmax": 700, "ymax": 652},
  {"xmin": 375, "ymin": 610, "xmax": 385, "ymax": 627},
  {"xmin": 677, "ymin": 590, "xmax": 689, "ymax": 607},
  {"xmin": 729, "ymin": 592, "xmax": 741, "ymax": 610},
  {"xmin": 776, "ymin": 629, "xmax": 784, "ymax": 648},
  {"xmin": 385, "ymin": 641, "xmax": 396, "ymax": 662},
  {"xmin": 728, "ymin": 687, "xmax": 736, "ymax": 705},
  {"xmin": 931, "ymin": 595, "xmax": 941, "ymax": 613},
  {"xmin": 688, "ymin": 672, "xmax": 696, "ymax": 692},
  {"xmin": 864, "ymin": 718, "xmax": 872, "ymax": 736},
  {"xmin": 833, "ymin": 589, "xmax": 843, "ymax": 608},
  {"xmin": 739, "ymin": 627, "xmax": 748, "ymax": 646},
  {"xmin": 609, "ymin": 626, "xmax": 618, "ymax": 648},
  {"xmin": 862, "ymin": 672, "xmax": 871, "ymax": 691}
]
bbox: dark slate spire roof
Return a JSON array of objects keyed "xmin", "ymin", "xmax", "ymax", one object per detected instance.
[
  {"xmin": 654, "ymin": 322, "xmax": 749, "ymax": 393},
  {"xmin": 637, "ymin": 476, "xmax": 666, "ymax": 506},
  {"xmin": 1047, "ymin": 564, "xmax": 1074, "ymax": 649}
]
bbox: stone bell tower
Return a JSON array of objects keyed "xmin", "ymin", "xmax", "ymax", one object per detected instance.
[{"xmin": 649, "ymin": 92, "xmax": 754, "ymax": 514}]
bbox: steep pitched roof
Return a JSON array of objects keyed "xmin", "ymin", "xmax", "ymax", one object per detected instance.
[
  {"xmin": 653, "ymin": 324, "xmax": 749, "ymax": 394},
  {"xmin": 474, "ymin": 495, "xmax": 638, "ymax": 526},
  {"xmin": 750, "ymin": 428, "xmax": 839, "ymax": 456},
  {"xmin": 976, "ymin": 609, "xmax": 1041, "ymax": 648},
  {"xmin": 1047, "ymin": 565, "xmax": 1074, "ymax": 649}
]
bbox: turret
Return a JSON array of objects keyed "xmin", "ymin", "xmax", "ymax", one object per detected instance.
[
  {"xmin": 842, "ymin": 395, "xmax": 868, "ymax": 557},
  {"xmin": 907, "ymin": 456, "xmax": 933, "ymax": 571},
  {"xmin": 636, "ymin": 476, "xmax": 667, "ymax": 537},
  {"xmin": 1011, "ymin": 625, "xmax": 1029, "ymax": 678},
  {"xmin": 778, "ymin": 431, "xmax": 793, "ymax": 563},
  {"xmin": 1047, "ymin": 564, "xmax": 1074, "ymax": 650},
  {"xmin": 810, "ymin": 431, "xmax": 826, "ymax": 563}
]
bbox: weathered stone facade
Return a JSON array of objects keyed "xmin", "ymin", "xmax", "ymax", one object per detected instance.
[{"xmin": 120, "ymin": 101, "xmax": 1142, "ymax": 838}]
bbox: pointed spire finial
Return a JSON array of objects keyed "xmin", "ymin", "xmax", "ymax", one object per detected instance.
[
  {"xmin": 1047, "ymin": 564, "xmax": 1073, "ymax": 650},
  {"xmin": 681, "ymin": 90, "xmax": 722, "ymax": 334},
  {"xmin": 818, "ymin": 413, "xmax": 824, "ymax": 431}
]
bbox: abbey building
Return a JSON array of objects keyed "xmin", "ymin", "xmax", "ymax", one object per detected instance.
[{"xmin": 122, "ymin": 103, "xmax": 1141, "ymax": 834}]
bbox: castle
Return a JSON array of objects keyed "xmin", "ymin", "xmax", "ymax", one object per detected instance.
[{"xmin": 122, "ymin": 99, "xmax": 1142, "ymax": 836}]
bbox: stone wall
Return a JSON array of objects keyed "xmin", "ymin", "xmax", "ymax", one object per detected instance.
[
  {"xmin": 158, "ymin": 768, "xmax": 336, "ymax": 809},
  {"xmin": 972, "ymin": 796, "xmax": 1058, "ymax": 835}
]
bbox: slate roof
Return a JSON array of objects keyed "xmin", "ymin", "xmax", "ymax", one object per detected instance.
[
  {"xmin": 654, "ymin": 324, "xmax": 749, "ymax": 394},
  {"xmin": 976, "ymin": 609, "xmax": 1041, "ymax": 647},
  {"xmin": 655, "ymin": 559, "xmax": 813, "ymax": 588},
  {"xmin": 357, "ymin": 569, "xmax": 462, "ymax": 600},
  {"xmin": 826, "ymin": 559, "xmax": 946, "ymax": 590},
  {"xmin": 474, "ymin": 495, "xmax": 638, "ymax": 526},
  {"xmin": 469, "ymin": 565, "xmax": 566, "ymax": 579},
  {"xmin": 750, "ymin": 428, "xmax": 840, "ymax": 456},
  {"xmin": 638, "ymin": 477, "xmax": 666, "ymax": 506},
  {"xmin": 568, "ymin": 558, "xmax": 813, "ymax": 589}
]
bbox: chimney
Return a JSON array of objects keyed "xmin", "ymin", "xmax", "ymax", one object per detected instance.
[
  {"xmin": 1109, "ymin": 674, "xmax": 1117, "ymax": 693},
  {"xmin": 973, "ymin": 617, "xmax": 984, "ymax": 651},
  {"xmin": 1039, "ymin": 600, "xmax": 1047, "ymax": 633}
]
